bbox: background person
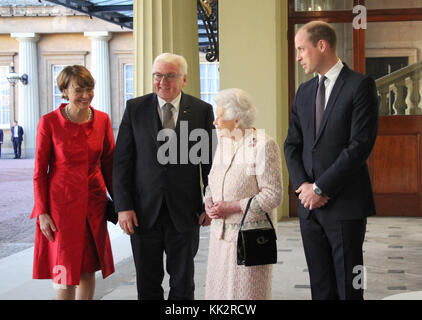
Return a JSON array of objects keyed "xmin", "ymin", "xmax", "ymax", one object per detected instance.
[
  {"xmin": 204, "ymin": 88, "xmax": 282, "ymax": 300},
  {"xmin": 113, "ymin": 53, "xmax": 215, "ymax": 300},
  {"xmin": 0, "ymin": 128, "xmax": 3, "ymax": 158},
  {"xmin": 31, "ymin": 65, "xmax": 115, "ymax": 300},
  {"xmin": 11, "ymin": 120, "xmax": 23, "ymax": 159},
  {"xmin": 284, "ymin": 21, "xmax": 379, "ymax": 300}
]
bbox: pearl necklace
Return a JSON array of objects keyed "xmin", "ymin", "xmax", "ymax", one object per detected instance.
[{"xmin": 65, "ymin": 105, "xmax": 92, "ymax": 123}]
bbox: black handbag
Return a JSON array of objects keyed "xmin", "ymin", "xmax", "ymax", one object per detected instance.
[
  {"xmin": 105, "ymin": 196, "xmax": 118, "ymax": 225},
  {"xmin": 237, "ymin": 197, "xmax": 277, "ymax": 266}
]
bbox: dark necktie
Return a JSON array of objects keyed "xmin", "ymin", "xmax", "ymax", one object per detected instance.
[
  {"xmin": 315, "ymin": 76, "xmax": 327, "ymax": 135},
  {"xmin": 162, "ymin": 103, "xmax": 175, "ymax": 130}
]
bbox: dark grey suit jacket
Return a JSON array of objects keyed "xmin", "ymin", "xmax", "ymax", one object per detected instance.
[{"xmin": 113, "ymin": 92, "xmax": 216, "ymax": 232}]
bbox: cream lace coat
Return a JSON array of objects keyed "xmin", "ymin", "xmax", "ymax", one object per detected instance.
[
  {"xmin": 205, "ymin": 129, "xmax": 282, "ymax": 241},
  {"xmin": 205, "ymin": 129, "xmax": 282, "ymax": 300}
]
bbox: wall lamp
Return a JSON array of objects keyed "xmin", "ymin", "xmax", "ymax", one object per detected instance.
[{"xmin": 7, "ymin": 63, "xmax": 28, "ymax": 86}]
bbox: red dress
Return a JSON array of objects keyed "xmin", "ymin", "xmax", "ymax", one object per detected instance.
[{"xmin": 31, "ymin": 104, "xmax": 115, "ymax": 285}]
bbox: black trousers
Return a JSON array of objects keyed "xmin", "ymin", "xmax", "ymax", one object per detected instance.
[
  {"xmin": 300, "ymin": 212, "xmax": 367, "ymax": 300},
  {"xmin": 130, "ymin": 199, "xmax": 200, "ymax": 300},
  {"xmin": 12, "ymin": 138, "xmax": 22, "ymax": 158}
]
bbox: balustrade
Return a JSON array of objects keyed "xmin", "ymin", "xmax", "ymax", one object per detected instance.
[{"xmin": 376, "ymin": 61, "xmax": 422, "ymax": 116}]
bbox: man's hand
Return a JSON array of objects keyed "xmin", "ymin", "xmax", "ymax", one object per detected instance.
[
  {"xmin": 296, "ymin": 182, "xmax": 329, "ymax": 210},
  {"xmin": 198, "ymin": 212, "xmax": 211, "ymax": 226},
  {"xmin": 118, "ymin": 210, "xmax": 139, "ymax": 235}
]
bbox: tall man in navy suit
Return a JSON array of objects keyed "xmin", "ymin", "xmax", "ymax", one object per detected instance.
[
  {"xmin": 113, "ymin": 53, "xmax": 215, "ymax": 300},
  {"xmin": 11, "ymin": 121, "xmax": 24, "ymax": 159},
  {"xmin": 284, "ymin": 22, "xmax": 379, "ymax": 300}
]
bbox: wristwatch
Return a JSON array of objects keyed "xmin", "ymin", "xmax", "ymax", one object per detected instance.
[{"xmin": 313, "ymin": 183, "xmax": 323, "ymax": 196}]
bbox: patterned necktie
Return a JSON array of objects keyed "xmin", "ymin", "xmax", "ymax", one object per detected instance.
[
  {"xmin": 162, "ymin": 103, "xmax": 175, "ymax": 130},
  {"xmin": 315, "ymin": 76, "xmax": 327, "ymax": 135}
]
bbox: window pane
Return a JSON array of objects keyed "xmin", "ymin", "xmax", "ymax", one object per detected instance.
[
  {"xmin": 199, "ymin": 62, "xmax": 219, "ymax": 109},
  {"xmin": 200, "ymin": 64, "xmax": 206, "ymax": 75},
  {"xmin": 294, "ymin": 0, "xmax": 353, "ymax": 11},
  {"xmin": 52, "ymin": 65, "xmax": 66, "ymax": 110},
  {"xmin": 366, "ymin": 0, "xmax": 422, "ymax": 9},
  {"xmin": 294, "ymin": 23, "xmax": 353, "ymax": 91},
  {"xmin": 124, "ymin": 64, "xmax": 134, "ymax": 106},
  {"xmin": 125, "ymin": 64, "xmax": 133, "ymax": 78},
  {"xmin": 366, "ymin": 21, "xmax": 422, "ymax": 116},
  {"xmin": 200, "ymin": 79, "xmax": 207, "ymax": 91},
  {"xmin": 0, "ymin": 66, "xmax": 10, "ymax": 126}
]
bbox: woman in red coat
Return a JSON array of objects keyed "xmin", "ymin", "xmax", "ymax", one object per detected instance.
[{"xmin": 31, "ymin": 65, "xmax": 115, "ymax": 300}]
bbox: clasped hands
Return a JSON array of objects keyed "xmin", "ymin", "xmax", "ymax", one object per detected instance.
[
  {"xmin": 205, "ymin": 197, "xmax": 241, "ymax": 219},
  {"xmin": 296, "ymin": 182, "xmax": 330, "ymax": 210}
]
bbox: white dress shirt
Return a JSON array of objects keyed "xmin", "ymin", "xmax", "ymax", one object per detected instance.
[
  {"xmin": 157, "ymin": 93, "xmax": 181, "ymax": 126},
  {"xmin": 318, "ymin": 59, "xmax": 344, "ymax": 109},
  {"xmin": 13, "ymin": 126, "xmax": 19, "ymax": 138}
]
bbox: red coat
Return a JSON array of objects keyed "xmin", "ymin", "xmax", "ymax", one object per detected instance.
[{"xmin": 31, "ymin": 104, "xmax": 115, "ymax": 285}]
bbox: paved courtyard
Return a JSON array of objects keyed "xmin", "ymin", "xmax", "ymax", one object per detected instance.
[{"xmin": 1, "ymin": 156, "xmax": 422, "ymax": 300}]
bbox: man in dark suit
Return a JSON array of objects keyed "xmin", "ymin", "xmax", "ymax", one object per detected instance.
[
  {"xmin": 0, "ymin": 128, "xmax": 3, "ymax": 158},
  {"xmin": 284, "ymin": 21, "xmax": 379, "ymax": 300},
  {"xmin": 113, "ymin": 53, "xmax": 215, "ymax": 300},
  {"xmin": 11, "ymin": 121, "xmax": 24, "ymax": 159}
]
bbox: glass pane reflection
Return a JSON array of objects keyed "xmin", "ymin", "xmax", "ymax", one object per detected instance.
[{"xmin": 295, "ymin": 0, "xmax": 353, "ymax": 11}]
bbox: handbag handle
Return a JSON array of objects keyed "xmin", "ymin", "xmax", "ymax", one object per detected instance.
[{"xmin": 239, "ymin": 197, "xmax": 276, "ymax": 232}]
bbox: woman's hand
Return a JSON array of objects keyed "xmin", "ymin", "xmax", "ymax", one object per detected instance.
[
  {"xmin": 39, "ymin": 214, "xmax": 57, "ymax": 242},
  {"xmin": 205, "ymin": 197, "xmax": 215, "ymax": 216},
  {"xmin": 207, "ymin": 200, "xmax": 241, "ymax": 219}
]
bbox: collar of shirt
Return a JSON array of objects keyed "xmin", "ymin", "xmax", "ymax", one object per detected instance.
[
  {"xmin": 319, "ymin": 59, "xmax": 344, "ymax": 108},
  {"xmin": 157, "ymin": 93, "xmax": 181, "ymax": 113},
  {"xmin": 157, "ymin": 93, "xmax": 182, "ymax": 124}
]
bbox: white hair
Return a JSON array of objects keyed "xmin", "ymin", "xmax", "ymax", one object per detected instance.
[
  {"xmin": 214, "ymin": 88, "xmax": 257, "ymax": 129},
  {"xmin": 152, "ymin": 53, "xmax": 188, "ymax": 76}
]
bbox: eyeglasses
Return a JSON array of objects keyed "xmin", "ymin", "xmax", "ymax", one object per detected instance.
[{"xmin": 153, "ymin": 73, "xmax": 181, "ymax": 82}]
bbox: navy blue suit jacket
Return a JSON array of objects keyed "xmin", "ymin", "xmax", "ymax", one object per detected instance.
[
  {"xmin": 284, "ymin": 64, "xmax": 379, "ymax": 220},
  {"xmin": 11, "ymin": 126, "xmax": 24, "ymax": 142},
  {"xmin": 113, "ymin": 92, "xmax": 216, "ymax": 232}
]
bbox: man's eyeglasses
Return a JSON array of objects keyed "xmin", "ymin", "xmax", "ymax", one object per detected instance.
[{"xmin": 153, "ymin": 73, "xmax": 180, "ymax": 82}]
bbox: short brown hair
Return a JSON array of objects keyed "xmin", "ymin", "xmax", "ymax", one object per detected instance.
[
  {"xmin": 57, "ymin": 65, "xmax": 95, "ymax": 100},
  {"xmin": 303, "ymin": 21, "xmax": 337, "ymax": 50}
]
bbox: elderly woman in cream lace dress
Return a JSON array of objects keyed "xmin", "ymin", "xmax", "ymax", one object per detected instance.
[{"xmin": 204, "ymin": 88, "xmax": 282, "ymax": 300}]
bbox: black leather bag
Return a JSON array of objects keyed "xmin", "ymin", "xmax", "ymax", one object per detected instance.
[
  {"xmin": 237, "ymin": 197, "xmax": 277, "ymax": 267},
  {"xmin": 105, "ymin": 196, "xmax": 118, "ymax": 225}
]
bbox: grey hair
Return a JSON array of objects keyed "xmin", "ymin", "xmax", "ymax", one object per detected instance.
[
  {"xmin": 214, "ymin": 88, "xmax": 257, "ymax": 129},
  {"xmin": 152, "ymin": 53, "xmax": 188, "ymax": 76}
]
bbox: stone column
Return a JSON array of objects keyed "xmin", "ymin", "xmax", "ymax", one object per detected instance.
[
  {"xmin": 219, "ymin": 0, "xmax": 289, "ymax": 219},
  {"xmin": 134, "ymin": 0, "xmax": 200, "ymax": 98},
  {"xmin": 84, "ymin": 31, "xmax": 112, "ymax": 116},
  {"xmin": 11, "ymin": 32, "xmax": 40, "ymax": 159}
]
